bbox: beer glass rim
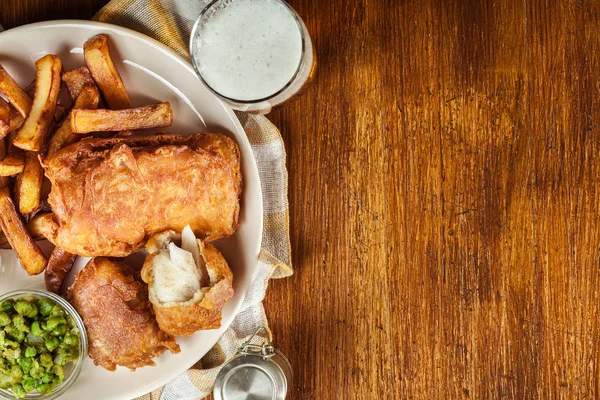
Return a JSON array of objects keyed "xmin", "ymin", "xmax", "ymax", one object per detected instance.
[{"xmin": 189, "ymin": 0, "xmax": 307, "ymax": 105}]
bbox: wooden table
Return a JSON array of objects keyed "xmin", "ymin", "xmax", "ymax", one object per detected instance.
[{"xmin": 3, "ymin": 0, "xmax": 600, "ymax": 398}]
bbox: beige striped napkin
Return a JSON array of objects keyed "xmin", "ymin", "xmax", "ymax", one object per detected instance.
[{"xmin": 91, "ymin": 1, "xmax": 294, "ymax": 398}]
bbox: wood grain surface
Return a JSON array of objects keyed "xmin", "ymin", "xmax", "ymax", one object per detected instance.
[{"xmin": 2, "ymin": 0, "xmax": 600, "ymax": 398}]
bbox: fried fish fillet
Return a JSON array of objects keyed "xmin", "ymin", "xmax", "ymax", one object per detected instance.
[
  {"xmin": 68, "ymin": 257, "xmax": 180, "ymax": 371},
  {"xmin": 141, "ymin": 228, "xmax": 234, "ymax": 336},
  {"xmin": 40, "ymin": 133, "xmax": 241, "ymax": 257}
]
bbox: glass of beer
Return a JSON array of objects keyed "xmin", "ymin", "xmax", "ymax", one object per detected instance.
[{"xmin": 189, "ymin": 0, "xmax": 315, "ymax": 114}]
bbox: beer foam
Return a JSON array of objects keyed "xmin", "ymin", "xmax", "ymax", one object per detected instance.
[{"xmin": 193, "ymin": 0, "xmax": 303, "ymax": 101}]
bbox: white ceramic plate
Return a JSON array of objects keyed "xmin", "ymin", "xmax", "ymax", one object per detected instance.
[{"xmin": 0, "ymin": 20, "xmax": 262, "ymax": 399}]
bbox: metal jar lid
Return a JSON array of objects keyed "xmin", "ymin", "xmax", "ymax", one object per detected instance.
[{"xmin": 214, "ymin": 327, "xmax": 292, "ymax": 400}]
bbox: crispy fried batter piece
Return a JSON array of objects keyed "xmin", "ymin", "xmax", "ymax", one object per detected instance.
[
  {"xmin": 41, "ymin": 133, "xmax": 241, "ymax": 257},
  {"xmin": 68, "ymin": 257, "xmax": 180, "ymax": 371},
  {"xmin": 45, "ymin": 247, "xmax": 76, "ymax": 294}
]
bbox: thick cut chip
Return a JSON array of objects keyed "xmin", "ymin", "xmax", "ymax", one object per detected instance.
[
  {"xmin": 71, "ymin": 102, "xmax": 173, "ymax": 133},
  {"xmin": 0, "ymin": 97, "xmax": 10, "ymax": 138},
  {"xmin": 54, "ymin": 104, "xmax": 66, "ymax": 122},
  {"xmin": 8, "ymin": 106, "xmax": 24, "ymax": 134},
  {"xmin": 0, "ymin": 186, "xmax": 47, "ymax": 275},
  {"xmin": 0, "ymin": 212, "xmax": 51, "ymax": 248},
  {"xmin": 16, "ymin": 151, "xmax": 44, "ymax": 215},
  {"xmin": 0, "ymin": 154, "xmax": 24, "ymax": 176},
  {"xmin": 0, "ymin": 65, "xmax": 32, "ymax": 118},
  {"xmin": 84, "ymin": 34, "xmax": 132, "ymax": 110},
  {"xmin": 62, "ymin": 66, "xmax": 97, "ymax": 100},
  {"xmin": 46, "ymin": 84, "xmax": 100, "ymax": 159},
  {"xmin": 13, "ymin": 55, "xmax": 62, "ymax": 151},
  {"xmin": 0, "ymin": 135, "xmax": 25, "ymax": 177}
]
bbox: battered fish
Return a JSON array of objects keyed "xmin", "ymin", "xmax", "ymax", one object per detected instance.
[
  {"xmin": 68, "ymin": 257, "xmax": 180, "ymax": 371},
  {"xmin": 40, "ymin": 133, "xmax": 241, "ymax": 257},
  {"xmin": 141, "ymin": 228, "xmax": 234, "ymax": 336}
]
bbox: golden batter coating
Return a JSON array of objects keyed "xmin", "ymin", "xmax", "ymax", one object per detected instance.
[
  {"xmin": 40, "ymin": 133, "xmax": 241, "ymax": 257},
  {"xmin": 68, "ymin": 257, "xmax": 180, "ymax": 371}
]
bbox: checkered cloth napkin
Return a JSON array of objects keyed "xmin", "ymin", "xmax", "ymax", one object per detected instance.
[{"xmin": 94, "ymin": 1, "xmax": 293, "ymax": 399}]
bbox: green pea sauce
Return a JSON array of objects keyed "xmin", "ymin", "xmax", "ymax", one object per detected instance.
[{"xmin": 0, "ymin": 297, "xmax": 80, "ymax": 398}]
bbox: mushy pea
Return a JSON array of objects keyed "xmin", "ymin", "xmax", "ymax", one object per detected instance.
[{"xmin": 0, "ymin": 297, "xmax": 80, "ymax": 398}]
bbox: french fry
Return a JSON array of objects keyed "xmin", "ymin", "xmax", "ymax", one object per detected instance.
[
  {"xmin": 55, "ymin": 104, "xmax": 66, "ymax": 122},
  {"xmin": 84, "ymin": 34, "xmax": 132, "ymax": 110},
  {"xmin": 0, "ymin": 136, "xmax": 25, "ymax": 176},
  {"xmin": 62, "ymin": 66, "xmax": 96, "ymax": 100},
  {"xmin": 46, "ymin": 84, "xmax": 100, "ymax": 158},
  {"xmin": 0, "ymin": 97, "xmax": 10, "ymax": 138},
  {"xmin": 13, "ymin": 55, "xmax": 62, "ymax": 151},
  {"xmin": 15, "ymin": 152, "xmax": 43, "ymax": 215},
  {"xmin": 0, "ymin": 65, "xmax": 32, "ymax": 118},
  {"xmin": 0, "ymin": 139, "xmax": 8, "ymax": 187},
  {"xmin": 71, "ymin": 102, "xmax": 173, "ymax": 133},
  {"xmin": 24, "ymin": 80, "xmax": 65, "ymax": 122},
  {"xmin": 0, "ymin": 157, "xmax": 24, "ymax": 176},
  {"xmin": 0, "ymin": 186, "xmax": 47, "ymax": 275},
  {"xmin": 44, "ymin": 247, "xmax": 76, "ymax": 294},
  {"xmin": 8, "ymin": 107, "xmax": 24, "ymax": 134}
]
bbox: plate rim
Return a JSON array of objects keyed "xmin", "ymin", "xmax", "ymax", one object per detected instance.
[{"xmin": 0, "ymin": 19, "xmax": 264, "ymax": 399}]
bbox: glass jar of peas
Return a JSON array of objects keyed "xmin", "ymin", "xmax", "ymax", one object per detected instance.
[{"xmin": 0, "ymin": 290, "xmax": 87, "ymax": 400}]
